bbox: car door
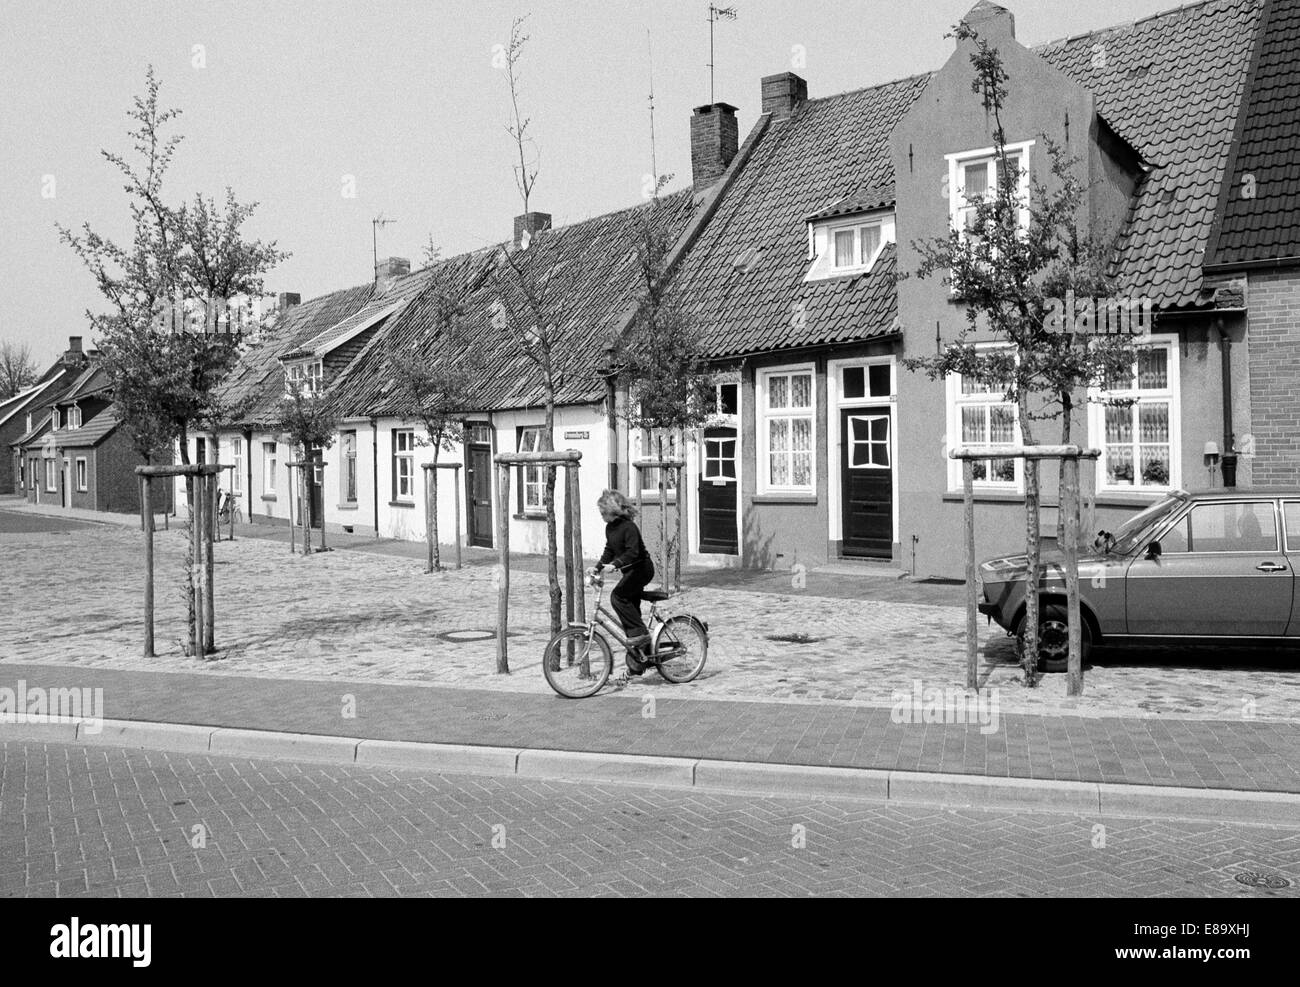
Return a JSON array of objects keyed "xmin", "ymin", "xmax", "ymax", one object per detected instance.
[
  {"xmin": 1281, "ymin": 501, "xmax": 1300, "ymax": 636},
  {"xmin": 1125, "ymin": 499, "xmax": 1293, "ymax": 636}
]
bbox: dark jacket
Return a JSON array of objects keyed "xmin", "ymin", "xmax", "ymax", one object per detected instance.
[{"xmin": 598, "ymin": 515, "xmax": 650, "ymax": 571}]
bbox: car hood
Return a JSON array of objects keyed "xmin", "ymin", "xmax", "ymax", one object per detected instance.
[{"xmin": 979, "ymin": 549, "xmax": 1113, "ymax": 580}]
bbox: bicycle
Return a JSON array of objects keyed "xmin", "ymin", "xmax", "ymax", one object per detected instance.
[{"xmin": 542, "ymin": 570, "xmax": 709, "ymax": 698}]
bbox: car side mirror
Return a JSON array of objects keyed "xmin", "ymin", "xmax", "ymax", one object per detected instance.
[{"xmin": 1145, "ymin": 541, "xmax": 1162, "ymax": 561}]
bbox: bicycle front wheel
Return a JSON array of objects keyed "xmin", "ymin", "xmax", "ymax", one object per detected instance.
[
  {"xmin": 652, "ymin": 615, "xmax": 708, "ymax": 683},
  {"xmin": 542, "ymin": 627, "xmax": 612, "ymax": 698}
]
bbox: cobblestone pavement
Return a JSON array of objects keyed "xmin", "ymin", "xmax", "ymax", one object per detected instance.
[
  {"xmin": 3, "ymin": 521, "xmax": 1300, "ymax": 720},
  {"xmin": 3, "ymin": 740, "xmax": 1298, "ymax": 898}
]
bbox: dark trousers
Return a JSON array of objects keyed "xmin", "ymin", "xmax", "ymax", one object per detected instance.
[{"xmin": 610, "ymin": 557, "xmax": 654, "ymax": 644}]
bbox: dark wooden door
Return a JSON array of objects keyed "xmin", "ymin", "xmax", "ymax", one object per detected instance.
[
  {"xmin": 841, "ymin": 408, "xmax": 892, "ymax": 558},
  {"xmin": 698, "ymin": 426, "xmax": 738, "ymax": 555},
  {"xmin": 467, "ymin": 445, "xmax": 493, "ymax": 548},
  {"xmin": 309, "ymin": 451, "xmax": 324, "ymax": 529}
]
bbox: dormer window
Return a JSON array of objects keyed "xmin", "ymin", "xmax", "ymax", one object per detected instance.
[
  {"xmin": 51, "ymin": 408, "xmax": 59, "ymax": 431},
  {"xmin": 68, "ymin": 405, "xmax": 82, "ymax": 430},
  {"xmin": 25, "ymin": 413, "xmax": 32, "ymax": 433},
  {"xmin": 804, "ymin": 209, "xmax": 895, "ymax": 282},
  {"xmin": 284, "ymin": 360, "xmax": 323, "ymax": 397}
]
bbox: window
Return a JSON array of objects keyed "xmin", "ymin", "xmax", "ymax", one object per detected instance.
[
  {"xmin": 947, "ymin": 351, "xmax": 1020, "ymax": 490},
  {"xmin": 392, "ymin": 429, "xmax": 415, "ymax": 501},
  {"xmin": 68, "ymin": 406, "xmax": 81, "ymax": 430},
  {"xmin": 285, "ymin": 360, "xmax": 323, "ymax": 396},
  {"xmin": 263, "ymin": 441, "xmax": 277, "ymax": 495},
  {"xmin": 703, "ymin": 433, "xmax": 737, "ymax": 479},
  {"xmin": 341, "ymin": 431, "xmax": 357, "ymax": 503},
  {"xmin": 467, "ymin": 423, "xmax": 492, "ymax": 445},
  {"xmin": 948, "ymin": 142, "xmax": 1033, "ymax": 241},
  {"xmin": 830, "ymin": 221, "xmax": 884, "ymax": 271},
  {"xmin": 848, "ymin": 415, "xmax": 890, "ymax": 468},
  {"xmin": 195, "ymin": 437, "xmax": 207, "ymax": 464},
  {"xmin": 25, "ymin": 413, "xmax": 32, "ymax": 434},
  {"xmin": 517, "ymin": 427, "xmax": 545, "ymax": 514},
  {"xmin": 759, "ymin": 367, "xmax": 815, "ymax": 493},
  {"xmin": 75, "ymin": 458, "xmax": 87, "ymax": 492},
  {"xmin": 44, "ymin": 458, "xmax": 56, "ymax": 492},
  {"xmin": 840, "ymin": 363, "xmax": 892, "ymax": 401},
  {"xmin": 635, "ymin": 428, "xmax": 680, "ymax": 498},
  {"xmin": 1091, "ymin": 336, "xmax": 1178, "ymax": 492},
  {"xmin": 230, "ymin": 438, "xmax": 243, "ymax": 494},
  {"xmin": 51, "ymin": 408, "xmax": 59, "ymax": 431},
  {"xmin": 1161, "ymin": 501, "xmax": 1278, "ymax": 554}
]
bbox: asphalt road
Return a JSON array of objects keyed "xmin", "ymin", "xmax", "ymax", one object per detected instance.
[{"xmin": 2, "ymin": 740, "xmax": 1297, "ymax": 897}]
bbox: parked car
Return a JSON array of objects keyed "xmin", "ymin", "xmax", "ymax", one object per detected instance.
[{"xmin": 977, "ymin": 489, "xmax": 1300, "ymax": 672}]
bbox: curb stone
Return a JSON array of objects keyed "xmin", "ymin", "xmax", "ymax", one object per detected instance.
[{"xmin": 8, "ymin": 718, "xmax": 1300, "ymax": 827}]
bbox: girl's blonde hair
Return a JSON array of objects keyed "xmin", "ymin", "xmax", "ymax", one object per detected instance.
[{"xmin": 597, "ymin": 489, "xmax": 637, "ymax": 520}]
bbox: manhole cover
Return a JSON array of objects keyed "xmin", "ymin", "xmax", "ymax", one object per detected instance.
[
  {"xmin": 1234, "ymin": 871, "xmax": 1291, "ymax": 889},
  {"xmin": 436, "ymin": 629, "xmax": 497, "ymax": 642},
  {"xmin": 765, "ymin": 633, "xmax": 822, "ymax": 645}
]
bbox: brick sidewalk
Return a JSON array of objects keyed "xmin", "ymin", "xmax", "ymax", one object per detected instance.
[{"xmin": 3, "ymin": 664, "xmax": 1300, "ymax": 795}]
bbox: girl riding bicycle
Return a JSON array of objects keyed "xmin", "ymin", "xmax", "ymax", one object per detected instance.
[{"xmin": 589, "ymin": 490, "xmax": 654, "ymax": 675}]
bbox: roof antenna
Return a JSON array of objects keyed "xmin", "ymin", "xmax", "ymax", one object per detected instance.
[
  {"xmin": 707, "ymin": 5, "xmax": 738, "ymax": 104},
  {"xmin": 648, "ymin": 28, "xmax": 659, "ymax": 188},
  {"xmin": 371, "ymin": 214, "xmax": 398, "ymax": 286}
]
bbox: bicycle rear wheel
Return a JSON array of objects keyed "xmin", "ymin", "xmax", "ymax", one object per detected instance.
[
  {"xmin": 652, "ymin": 615, "xmax": 708, "ymax": 683},
  {"xmin": 542, "ymin": 627, "xmax": 612, "ymax": 698}
]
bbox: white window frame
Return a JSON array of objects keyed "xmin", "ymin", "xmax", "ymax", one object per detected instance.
[
  {"xmin": 633, "ymin": 426, "xmax": 680, "ymax": 500},
  {"xmin": 805, "ymin": 211, "xmax": 896, "ymax": 282},
  {"xmin": 230, "ymin": 438, "xmax": 243, "ymax": 495},
  {"xmin": 945, "ymin": 345, "xmax": 1024, "ymax": 493},
  {"xmin": 1088, "ymin": 333, "xmax": 1180, "ymax": 494},
  {"xmin": 518, "ymin": 427, "xmax": 545, "ymax": 516},
  {"xmin": 51, "ymin": 408, "xmax": 59, "ymax": 431},
  {"xmin": 263, "ymin": 441, "xmax": 277, "ymax": 496},
  {"xmin": 947, "ymin": 141, "xmax": 1034, "ymax": 241},
  {"xmin": 757, "ymin": 364, "xmax": 817, "ymax": 495},
  {"xmin": 75, "ymin": 457, "xmax": 87, "ymax": 491},
  {"xmin": 393, "ymin": 429, "xmax": 415, "ymax": 501},
  {"xmin": 44, "ymin": 458, "xmax": 57, "ymax": 492},
  {"xmin": 285, "ymin": 359, "xmax": 323, "ymax": 397},
  {"xmin": 341, "ymin": 431, "xmax": 357, "ymax": 503},
  {"xmin": 68, "ymin": 405, "xmax": 81, "ymax": 430}
]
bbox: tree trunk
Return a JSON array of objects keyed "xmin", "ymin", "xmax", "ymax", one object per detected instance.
[
  {"xmin": 541, "ymin": 395, "xmax": 561, "ymax": 635},
  {"xmin": 203, "ymin": 472, "xmax": 215, "ymax": 655},
  {"xmin": 1020, "ymin": 400, "xmax": 1041, "ymax": 685},
  {"xmin": 179, "ymin": 428, "xmax": 197, "ymax": 653},
  {"xmin": 430, "ymin": 445, "xmax": 441, "ymax": 572}
]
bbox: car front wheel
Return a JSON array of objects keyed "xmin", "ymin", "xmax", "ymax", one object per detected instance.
[{"xmin": 1017, "ymin": 603, "xmax": 1092, "ymax": 673}]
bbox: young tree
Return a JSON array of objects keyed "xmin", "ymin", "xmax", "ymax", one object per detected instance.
[
  {"xmin": 503, "ymin": 14, "xmax": 539, "ymax": 214},
  {"xmin": 59, "ymin": 67, "xmax": 287, "ymax": 649},
  {"xmin": 385, "ymin": 289, "xmax": 487, "ymax": 571},
  {"xmin": 0, "ymin": 341, "xmax": 38, "ymax": 400},
  {"xmin": 611, "ymin": 180, "xmax": 713, "ymax": 590},
  {"xmin": 274, "ymin": 373, "xmax": 339, "ymax": 555},
  {"xmin": 902, "ymin": 26, "xmax": 1137, "ymax": 681}
]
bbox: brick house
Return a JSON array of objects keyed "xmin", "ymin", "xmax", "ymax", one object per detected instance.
[{"xmin": 2, "ymin": 336, "xmax": 89, "ymax": 495}]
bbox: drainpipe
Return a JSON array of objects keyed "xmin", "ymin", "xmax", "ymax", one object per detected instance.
[
  {"xmin": 244, "ymin": 427, "xmax": 254, "ymax": 520},
  {"xmin": 603, "ymin": 344, "xmax": 618, "ymax": 490},
  {"xmin": 371, "ymin": 417, "xmax": 380, "ymax": 537},
  {"xmin": 1217, "ymin": 319, "xmax": 1237, "ymax": 487}
]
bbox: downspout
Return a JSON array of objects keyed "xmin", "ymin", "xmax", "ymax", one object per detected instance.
[
  {"xmin": 1218, "ymin": 318, "xmax": 1237, "ymax": 486},
  {"xmin": 371, "ymin": 417, "xmax": 380, "ymax": 537},
  {"xmin": 244, "ymin": 427, "xmax": 254, "ymax": 520}
]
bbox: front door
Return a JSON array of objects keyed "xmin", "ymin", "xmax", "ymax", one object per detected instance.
[
  {"xmin": 467, "ymin": 444, "xmax": 493, "ymax": 548},
  {"xmin": 309, "ymin": 449, "xmax": 324, "ymax": 529},
  {"xmin": 840, "ymin": 408, "xmax": 892, "ymax": 558},
  {"xmin": 698, "ymin": 426, "xmax": 738, "ymax": 555}
]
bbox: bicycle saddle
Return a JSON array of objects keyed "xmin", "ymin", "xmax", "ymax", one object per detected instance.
[{"xmin": 642, "ymin": 589, "xmax": 671, "ymax": 602}]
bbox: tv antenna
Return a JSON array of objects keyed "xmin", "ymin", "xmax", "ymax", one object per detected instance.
[
  {"xmin": 707, "ymin": 5, "xmax": 737, "ymax": 104},
  {"xmin": 647, "ymin": 28, "xmax": 658, "ymax": 187},
  {"xmin": 372, "ymin": 213, "xmax": 398, "ymax": 285}
]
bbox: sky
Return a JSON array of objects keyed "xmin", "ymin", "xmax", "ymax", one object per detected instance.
[{"xmin": 1, "ymin": 0, "xmax": 1195, "ymax": 367}]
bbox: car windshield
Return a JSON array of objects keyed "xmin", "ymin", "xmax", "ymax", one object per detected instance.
[{"xmin": 1109, "ymin": 493, "xmax": 1189, "ymax": 555}]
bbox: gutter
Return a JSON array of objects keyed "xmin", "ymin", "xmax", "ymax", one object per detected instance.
[{"xmin": 1203, "ymin": 256, "xmax": 1300, "ymax": 275}]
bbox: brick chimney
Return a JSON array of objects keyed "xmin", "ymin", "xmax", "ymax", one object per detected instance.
[
  {"xmin": 374, "ymin": 257, "xmax": 410, "ymax": 283},
  {"xmin": 690, "ymin": 102, "xmax": 739, "ymax": 187},
  {"xmin": 761, "ymin": 73, "xmax": 808, "ymax": 119},
  {"xmin": 514, "ymin": 212, "xmax": 552, "ymax": 249},
  {"xmin": 61, "ymin": 336, "xmax": 85, "ymax": 366},
  {"xmin": 277, "ymin": 292, "xmax": 301, "ymax": 310},
  {"xmin": 960, "ymin": 0, "xmax": 1015, "ymax": 40}
]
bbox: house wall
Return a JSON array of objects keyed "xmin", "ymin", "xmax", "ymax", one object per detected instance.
[{"xmin": 1245, "ymin": 269, "xmax": 1300, "ymax": 486}]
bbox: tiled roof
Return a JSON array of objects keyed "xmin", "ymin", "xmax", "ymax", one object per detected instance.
[
  {"xmin": 11, "ymin": 410, "xmax": 51, "ymax": 448},
  {"xmin": 58, "ymin": 365, "xmax": 110, "ymax": 404},
  {"xmin": 1036, "ymin": 0, "xmax": 1265, "ymax": 307},
  {"xmin": 804, "ymin": 184, "xmax": 895, "ymax": 222},
  {"xmin": 281, "ymin": 269, "xmax": 437, "ymax": 360},
  {"xmin": 669, "ymin": 76, "xmax": 929, "ymax": 358},
  {"xmin": 218, "ymin": 283, "xmax": 373, "ymax": 427},
  {"xmin": 1205, "ymin": 0, "xmax": 1300, "ymax": 267},
  {"xmin": 50, "ymin": 407, "xmax": 120, "ymax": 449},
  {"xmin": 332, "ymin": 190, "xmax": 700, "ymax": 415}
]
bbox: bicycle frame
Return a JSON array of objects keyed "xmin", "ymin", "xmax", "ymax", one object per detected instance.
[{"xmin": 575, "ymin": 578, "xmax": 663, "ymax": 653}]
